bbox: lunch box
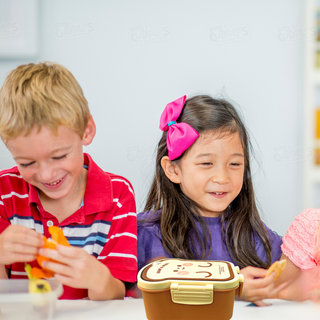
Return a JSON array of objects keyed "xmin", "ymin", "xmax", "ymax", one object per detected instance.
[{"xmin": 138, "ymin": 258, "xmax": 244, "ymax": 320}]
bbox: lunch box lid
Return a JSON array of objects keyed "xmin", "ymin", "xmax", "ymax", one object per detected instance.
[{"xmin": 138, "ymin": 258, "xmax": 244, "ymax": 291}]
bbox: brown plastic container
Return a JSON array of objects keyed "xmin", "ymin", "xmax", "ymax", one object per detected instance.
[{"xmin": 138, "ymin": 258, "xmax": 244, "ymax": 320}]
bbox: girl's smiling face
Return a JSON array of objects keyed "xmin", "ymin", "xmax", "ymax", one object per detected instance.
[{"xmin": 162, "ymin": 131, "xmax": 245, "ymax": 217}]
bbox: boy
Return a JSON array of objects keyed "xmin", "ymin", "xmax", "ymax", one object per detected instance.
[{"xmin": 0, "ymin": 62, "xmax": 137, "ymax": 300}]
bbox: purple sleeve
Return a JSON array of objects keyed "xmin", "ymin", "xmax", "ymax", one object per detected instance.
[
  {"xmin": 254, "ymin": 224, "xmax": 283, "ymax": 264},
  {"xmin": 137, "ymin": 223, "xmax": 171, "ymax": 270}
]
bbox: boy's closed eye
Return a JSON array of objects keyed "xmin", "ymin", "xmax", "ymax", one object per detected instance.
[
  {"xmin": 19, "ymin": 154, "xmax": 67, "ymax": 167},
  {"xmin": 52, "ymin": 154, "xmax": 67, "ymax": 160},
  {"xmin": 20, "ymin": 161, "xmax": 35, "ymax": 167}
]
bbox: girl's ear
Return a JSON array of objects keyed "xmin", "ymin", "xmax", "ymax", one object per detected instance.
[
  {"xmin": 82, "ymin": 115, "xmax": 96, "ymax": 146},
  {"xmin": 161, "ymin": 156, "xmax": 181, "ymax": 184}
]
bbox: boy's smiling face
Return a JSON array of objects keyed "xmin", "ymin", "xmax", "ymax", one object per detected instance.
[{"xmin": 6, "ymin": 118, "xmax": 95, "ymax": 202}]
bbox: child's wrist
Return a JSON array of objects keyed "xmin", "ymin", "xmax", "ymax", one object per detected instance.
[{"xmin": 88, "ymin": 263, "xmax": 112, "ymax": 298}]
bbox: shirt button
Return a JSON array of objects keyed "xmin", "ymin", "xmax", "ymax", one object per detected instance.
[{"xmin": 47, "ymin": 220, "xmax": 54, "ymax": 227}]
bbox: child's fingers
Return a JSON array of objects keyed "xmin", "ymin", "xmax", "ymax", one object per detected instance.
[
  {"xmin": 268, "ymin": 281, "xmax": 290, "ymax": 298},
  {"xmin": 14, "ymin": 234, "xmax": 43, "ymax": 247},
  {"xmin": 54, "ymin": 272, "xmax": 79, "ymax": 289},
  {"xmin": 251, "ymin": 300, "xmax": 269, "ymax": 307},
  {"xmin": 38, "ymin": 246, "xmax": 81, "ymax": 266},
  {"xmin": 2, "ymin": 252, "xmax": 37, "ymax": 263},
  {"xmin": 56, "ymin": 244, "xmax": 82, "ymax": 259},
  {"xmin": 15, "ymin": 253, "xmax": 38, "ymax": 262},
  {"xmin": 245, "ymin": 272, "xmax": 276, "ymax": 290},
  {"xmin": 38, "ymin": 248, "xmax": 73, "ymax": 266},
  {"xmin": 249, "ymin": 279, "xmax": 288, "ymax": 301},
  {"xmin": 243, "ymin": 276, "xmax": 278, "ymax": 301},
  {"xmin": 9, "ymin": 243, "xmax": 39, "ymax": 255},
  {"xmin": 0, "ymin": 226, "xmax": 43, "ymax": 265},
  {"xmin": 241, "ymin": 266, "xmax": 267, "ymax": 278},
  {"xmin": 42, "ymin": 260, "xmax": 71, "ymax": 277},
  {"xmin": 11, "ymin": 225, "xmax": 42, "ymax": 238},
  {"xmin": 7, "ymin": 226, "xmax": 43, "ymax": 247}
]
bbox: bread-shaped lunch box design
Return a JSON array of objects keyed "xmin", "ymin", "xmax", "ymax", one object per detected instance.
[{"xmin": 138, "ymin": 258, "xmax": 244, "ymax": 320}]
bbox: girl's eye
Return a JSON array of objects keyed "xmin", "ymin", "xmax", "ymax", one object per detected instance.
[
  {"xmin": 230, "ymin": 163, "xmax": 241, "ymax": 166},
  {"xmin": 202, "ymin": 162, "xmax": 212, "ymax": 166},
  {"xmin": 53, "ymin": 154, "xmax": 67, "ymax": 160},
  {"xmin": 20, "ymin": 162, "xmax": 35, "ymax": 168}
]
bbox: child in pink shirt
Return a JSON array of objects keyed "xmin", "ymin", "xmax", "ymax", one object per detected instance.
[
  {"xmin": 277, "ymin": 208, "xmax": 320, "ymax": 301},
  {"xmin": 282, "ymin": 208, "xmax": 320, "ymax": 270}
]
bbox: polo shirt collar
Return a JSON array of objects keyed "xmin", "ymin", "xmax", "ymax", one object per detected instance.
[
  {"xmin": 28, "ymin": 153, "xmax": 113, "ymax": 216},
  {"xmin": 83, "ymin": 153, "xmax": 113, "ymax": 214}
]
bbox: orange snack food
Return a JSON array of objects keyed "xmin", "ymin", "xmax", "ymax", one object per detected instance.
[
  {"xmin": 265, "ymin": 259, "xmax": 287, "ymax": 280},
  {"xmin": 30, "ymin": 226, "xmax": 70, "ymax": 279}
]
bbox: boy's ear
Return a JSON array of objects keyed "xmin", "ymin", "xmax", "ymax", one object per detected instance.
[
  {"xmin": 82, "ymin": 115, "xmax": 96, "ymax": 146},
  {"xmin": 161, "ymin": 156, "xmax": 181, "ymax": 184}
]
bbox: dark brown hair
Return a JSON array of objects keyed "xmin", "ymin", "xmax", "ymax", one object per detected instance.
[{"xmin": 143, "ymin": 95, "xmax": 272, "ymax": 269}]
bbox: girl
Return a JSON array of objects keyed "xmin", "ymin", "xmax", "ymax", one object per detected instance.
[
  {"xmin": 138, "ymin": 95, "xmax": 286, "ymax": 306},
  {"xmin": 275, "ymin": 208, "xmax": 320, "ymax": 301}
]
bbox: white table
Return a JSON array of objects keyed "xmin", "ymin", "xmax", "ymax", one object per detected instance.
[{"xmin": 0, "ymin": 298, "xmax": 319, "ymax": 320}]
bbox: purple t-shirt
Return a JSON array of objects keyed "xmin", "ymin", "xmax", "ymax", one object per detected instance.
[{"xmin": 137, "ymin": 210, "xmax": 282, "ymax": 270}]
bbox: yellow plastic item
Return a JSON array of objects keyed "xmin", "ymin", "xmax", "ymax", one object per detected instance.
[
  {"xmin": 25, "ymin": 264, "xmax": 52, "ymax": 293},
  {"xmin": 28, "ymin": 279, "xmax": 52, "ymax": 294},
  {"xmin": 170, "ymin": 283, "xmax": 214, "ymax": 305},
  {"xmin": 315, "ymin": 109, "xmax": 320, "ymax": 139}
]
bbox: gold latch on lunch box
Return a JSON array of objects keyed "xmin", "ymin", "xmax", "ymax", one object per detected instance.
[{"xmin": 170, "ymin": 283, "xmax": 214, "ymax": 305}]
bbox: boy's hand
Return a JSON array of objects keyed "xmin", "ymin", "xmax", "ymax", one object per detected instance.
[
  {"xmin": 239, "ymin": 266, "xmax": 288, "ymax": 306},
  {"xmin": 0, "ymin": 225, "xmax": 43, "ymax": 265},
  {"xmin": 39, "ymin": 245, "xmax": 125, "ymax": 300}
]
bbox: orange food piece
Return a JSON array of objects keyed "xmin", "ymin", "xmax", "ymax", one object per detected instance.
[
  {"xmin": 265, "ymin": 259, "xmax": 287, "ymax": 280},
  {"xmin": 49, "ymin": 226, "xmax": 70, "ymax": 247},
  {"xmin": 30, "ymin": 267, "xmax": 54, "ymax": 279},
  {"xmin": 30, "ymin": 226, "xmax": 70, "ymax": 279}
]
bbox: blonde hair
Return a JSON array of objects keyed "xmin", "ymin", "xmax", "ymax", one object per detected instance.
[{"xmin": 0, "ymin": 62, "xmax": 90, "ymax": 142}]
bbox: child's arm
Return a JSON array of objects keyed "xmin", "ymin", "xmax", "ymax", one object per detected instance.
[
  {"xmin": 274, "ymin": 254, "xmax": 300, "ymax": 286},
  {"xmin": 275, "ymin": 253, "xmax": 318, "ymax": 301},
  {"xmin": 275, "ymin": 209, "xmax": 320, "ymax": 300},
  {"xmin": 239, "ymin": 266, "xmax": 288, "ymax": 306},
  {"xmin": 0, "ymin": 265, "xmax": 8, "ymax": 279}
]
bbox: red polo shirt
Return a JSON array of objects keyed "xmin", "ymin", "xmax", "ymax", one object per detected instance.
[{"xmin": 0, "ymin": 153, "xmax": 137, "ymax": 299}]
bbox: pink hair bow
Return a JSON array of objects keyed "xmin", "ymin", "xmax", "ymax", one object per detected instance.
[{"xmin": 159, "ymin": 95, "xmax": 199, "ymax": 160}]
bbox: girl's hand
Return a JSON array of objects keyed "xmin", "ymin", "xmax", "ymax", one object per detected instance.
[
  {"xmin": 239, "ymin": 266, "xmax": 288, "ymax": 306},
  {"xmin": 0, "ymin": 225, "xmax": 43, "ymax": 265}
]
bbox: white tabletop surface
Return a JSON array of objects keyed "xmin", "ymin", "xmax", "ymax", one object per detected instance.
[{"xmin": 0, "ymin": 298, "xmax": 319, "ymax": 320}]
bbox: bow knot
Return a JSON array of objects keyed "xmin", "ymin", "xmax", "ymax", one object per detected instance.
[
  {"xmin": 168, "ymin": 121, "xmax": 176, "ymax": 127},
  {"xmin": 159, "ymin": 96, "xmax": 199, "ymax": 160}
]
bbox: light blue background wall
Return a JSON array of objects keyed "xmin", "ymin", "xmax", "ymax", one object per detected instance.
[{"xmin": 0, "ymin": 0, "xmax": 305, "ymax": 235}]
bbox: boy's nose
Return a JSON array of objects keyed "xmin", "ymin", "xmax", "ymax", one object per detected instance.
[{"xmin": 37, "ymin": 164, "xmax": 56, "ymax": 182}]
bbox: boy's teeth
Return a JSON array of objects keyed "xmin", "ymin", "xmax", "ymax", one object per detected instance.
[
  {"xmin": 214, "ymin": 192, "xmax": 223, "ymax": 194},
  {"xmin": 47, "ymin": 178, "xmax": 62, "ymax": 185}
]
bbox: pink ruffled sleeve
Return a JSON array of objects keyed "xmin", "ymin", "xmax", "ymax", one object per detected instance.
[{"xmin": 281, "ymin": 208, "xmax": 320, "ymax": 270}]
